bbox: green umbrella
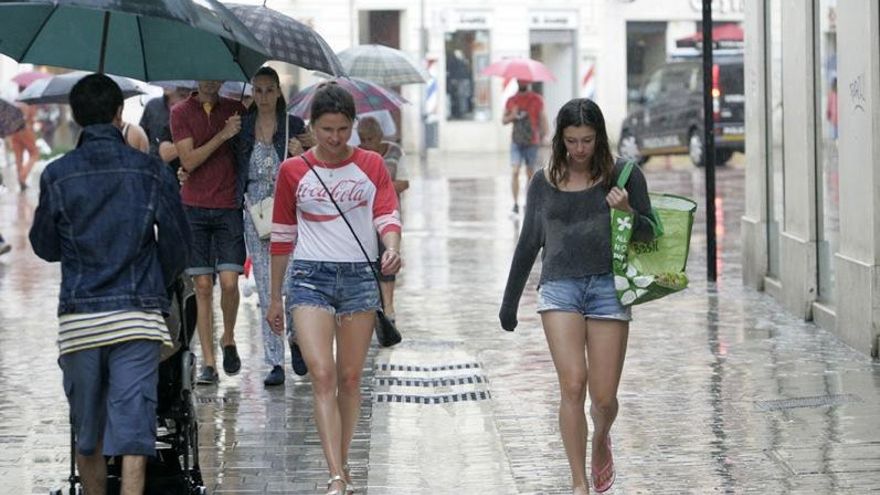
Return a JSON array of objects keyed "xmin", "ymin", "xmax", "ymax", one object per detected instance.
[{"xmin": 0, "ymin": 0, "xmax": 269, "ymax": 81}]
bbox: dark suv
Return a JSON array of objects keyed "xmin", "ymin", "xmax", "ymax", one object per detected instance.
[{"xmin": 618, "ymin": 53, "xmax": 744, "ymax": 166}]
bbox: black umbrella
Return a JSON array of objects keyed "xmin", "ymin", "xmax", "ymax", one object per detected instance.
[
  {"xmin": 0, "ymin": 0, "xmax": 269, "ymax": 81},
  {"xmin": 0, "ymin": 98, "xmax": 24, "ymax": 138},
  {"xmin": 224, "ymin": 3, "xmax": 346, "ymax": 76},
  {"xmin": 17, "ymin": 71, "xmax": 148, "ymax": 104}
]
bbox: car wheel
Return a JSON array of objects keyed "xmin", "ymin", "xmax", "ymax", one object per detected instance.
[
  {"xmin": 689, "ymin": 130, "xmax": 704, "ymax": 167},
  {"xmin": 618, "ymin": 131, "xmax": 646, "ymax": 165}
]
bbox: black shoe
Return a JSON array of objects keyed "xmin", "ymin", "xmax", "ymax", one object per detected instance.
[
  {"xmin": 289, "ymin": 341, "xmax": 308, "ymax": 376},
  {"xmin": 222, "ymin": 345, "xmax": 241, "ymax": 375},
  {"xmin": 196, "ymin": 366, "xmax": 219, "ymax": 385},
  {"xmin": 512, "ymin": 204, "xmax": 519, "ymax": 214},
  {"xmin": 263, "ymin": 365, "xmax": 285, "ymax": 386}
]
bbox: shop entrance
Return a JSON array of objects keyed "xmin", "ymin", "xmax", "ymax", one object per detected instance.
[
  {"xmin": 626, "ymin": 22, "xmax": 667, "ymax": 111},
  {"xmin": 529, "ymin": 29, "xmax": 576, "ymax": 133}
]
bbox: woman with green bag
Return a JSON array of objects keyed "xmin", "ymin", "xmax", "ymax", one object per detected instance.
[{"xmin": 499, "ymin": 98, "xmax": 656, "ymax": 494}]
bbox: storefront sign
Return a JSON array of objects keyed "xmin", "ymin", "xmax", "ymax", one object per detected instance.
[
  {"xmin": 529, "ymin": 11, "xmax": 578, "ymax": 30},
  {"xmin": 689, "ymin": 0, "xmax": 744, "ymax": 14},
  {"xmin": 440, "ymin": 9, "xmax": 493, "ymax": 31}
]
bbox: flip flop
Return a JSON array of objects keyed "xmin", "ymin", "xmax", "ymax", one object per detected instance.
[{"xmin": 591, "ymin": 435, "xmax": 615, "ymax": 493}]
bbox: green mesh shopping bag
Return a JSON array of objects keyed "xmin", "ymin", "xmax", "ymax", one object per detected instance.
[{"xmin": 611, "ymin": 161, "xmax": 697, "ymax": 306}]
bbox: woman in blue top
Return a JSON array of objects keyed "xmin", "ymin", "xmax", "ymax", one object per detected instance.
[{"xmin": 237, "ymin": 66, "xmax": 314, "ymax": 385}]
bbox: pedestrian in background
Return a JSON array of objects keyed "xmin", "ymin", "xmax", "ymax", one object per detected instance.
[
  {"xmin": 499, "ymin": 98, "xmax": 656, "ymax": 494},
  {"xmin": 10, "ymin": 91, "xmax": 39, "ymax": 190},
  {"xmin": 171, "ymin": 80, "xmax": 246, "ymax": 385},
  {"xmin": 266, "ymin": 83, "xmax": 401, "ymax": 495},
  {"xmin": 503, "ymin": 80, "xmax": 548, "ymax": 214},
  {"xmin": 29, "ymin": 73, "xmax": 190, "ymax": 495},
  {"xmin": 356, "ymin": 116, "xmax": 409, "ymax": 324},
  {"xmin": 236, "ymin": 66, "xmax": 313, "ymax": 385},
  {"xmin": 140, "ymin": 84, "xmax": 191, "ymax": 173}
]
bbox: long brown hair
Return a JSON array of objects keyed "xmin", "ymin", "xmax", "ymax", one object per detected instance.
[{"xmin": 547, "ymin": 98, "xmax": 615, "ymax": 189}]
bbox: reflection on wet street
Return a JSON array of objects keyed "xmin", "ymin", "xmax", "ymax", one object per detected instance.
[{"xmin": 2, "ymin": 153, "xmax": 879, "ymax": 494}]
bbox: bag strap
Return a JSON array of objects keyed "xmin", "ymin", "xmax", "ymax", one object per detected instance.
[
  {"xmin": 283, "ymin": 114, "xmax": 290, "ymax": 158},
  {"xmin": 616, "ymin": 160, "xmax": 635, "ymax": 189},
  {"xmin": 300, "ymin": 153, "xmax": 387, "ymax": 303}
]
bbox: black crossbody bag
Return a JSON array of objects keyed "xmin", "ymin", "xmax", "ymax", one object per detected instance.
[{"xmin": 300, "ymin": 154, "xmax": 402, "ymax": 347}]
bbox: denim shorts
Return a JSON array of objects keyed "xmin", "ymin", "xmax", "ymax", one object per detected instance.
[
  {"xmin": 59, "ymin": 340, "xmax": 161, "ymax": 457},
  {"xmin": 537, "ymin": 273, "xmax": 632, "ymax": 321},
  {"xmin": 286, "ymin": 260, "xmax": 380, "ymax": 317},
  {"xmin": 510, "ymin": 143, "xmax": 539, "ymax": 170},
  {"xmin": 184, "ymin": 206, "xmax": 246, "ymax": 275}
]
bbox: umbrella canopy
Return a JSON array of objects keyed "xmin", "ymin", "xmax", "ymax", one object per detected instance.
[
  {"xmin": 0, "ymin": 0, "xmax": 269, "ymax": 81},
  {"xmin": 336, "ymin": 44, "xmax": 428, "ymax": 86},
  {"xmin": 11, "ymin": 70, "xmax": 52, "ymax": 88},
  {"xmin": 225, "ymin": 3, "xmax": 345, "ymax": 76},
  {"xmin": 17, "ymin": 71, "xmax": 148, "ymax": 104},
  {"xmin": 0, "ymin": 98, "xmax": 25, "ymax": 137},
  {"xmin": 481, "ymin": 57, "xmax": 556, "ymax": 83},
  {"xmin": 288, "ymin": 77, "xmax": 408, "ymax": 119}
]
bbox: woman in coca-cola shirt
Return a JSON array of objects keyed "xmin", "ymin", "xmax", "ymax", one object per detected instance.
[{"xmin": 265, "ymin": 82, "xmax": 401, "ymax": 495}]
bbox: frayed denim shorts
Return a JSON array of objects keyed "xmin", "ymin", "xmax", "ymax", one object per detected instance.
[
  {"xmin": 537, "ymin": 273, "xmax": 632, "ymax": 322},
  {"xmin": 286, "ymin": 260, "xmax": 380, "ymax": 317}
]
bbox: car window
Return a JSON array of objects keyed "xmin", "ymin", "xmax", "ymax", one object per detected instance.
[
  {"xmin": 643, "ymin": 69, "xmax": 663, "ymax": 103},
  {"xmin": 661, "ymin": 67, "xmax": 691, "ymax": 93}
]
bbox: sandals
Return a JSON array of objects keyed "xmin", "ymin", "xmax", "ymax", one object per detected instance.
[
  {"xmin": 342, "ymin": 464, "xmax": 356, "ymax": 494},
  {"xmin": 325, "ymin": 475, "xmax": 347, "ymax": 495},
  {"xmin": 591, "ymin": 435, "xmax": 616, "ymax": 493}
]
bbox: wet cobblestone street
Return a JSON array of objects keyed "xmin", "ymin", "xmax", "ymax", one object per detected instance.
[{"xmin": 2, "ymin": 153, "xmax": 879, "ymax": 494}]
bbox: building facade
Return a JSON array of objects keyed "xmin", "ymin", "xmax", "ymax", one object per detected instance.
[{"xmin": 742, "ymin": 0, "xmax": 880, "ymax": 356}]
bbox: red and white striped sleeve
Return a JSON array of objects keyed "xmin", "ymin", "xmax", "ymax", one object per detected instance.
[
  {"xmin": 361, "ymin": 151, "xmax": 401, "ymax": 236},
  {"xmin": 269, "ymin": 157, "xmax": 302, "ymax": 255}
]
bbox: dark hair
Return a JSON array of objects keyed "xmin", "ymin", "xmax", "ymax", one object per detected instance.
[
  {"xmin": 69, "ymin": 73, "xmax": 124, "ymax": 127},
  {"xmin": 548, "ymin": 98, "xmax": 615, "ymax": 189},
  {"xmin": 249, "ymin": 66, "xmax": 287, "ymax": 121},
  {"xmin": 310, "ymin": 81, "xmax": 356, "ymax": 123}
]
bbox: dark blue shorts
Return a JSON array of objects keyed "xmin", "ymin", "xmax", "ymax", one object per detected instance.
[
  {"xmin": 286, "ymin": 260, "xmax": 380, "ymax": 317},
  {"xmin": 537, "ymin": 273, "xmax": 632, "ymax": 322},
  {"xmin": 183, "ymin": 206, "xmax": 246, "ymax": 275},
  {"xmin": 59, "ymin": 340, "xmax": 161, "ymax": 457}
]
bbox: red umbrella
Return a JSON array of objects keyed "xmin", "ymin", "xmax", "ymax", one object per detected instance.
[
  {"xmin": 481, "ymin": 57, "xmax": 556, "ymax": 83},
  {"xmin": 11, "ymin": 70, "xmax": 52, "ymax": 89},
  {"xmin": 287, "ymin": 77, "xmax": 408, "ymax": 119}
]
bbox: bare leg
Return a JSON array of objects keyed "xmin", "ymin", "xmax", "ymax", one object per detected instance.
[
  {"xmin": 511, "ymin": 165, "xmax": 521, "ymax": 206},
  {"xmin": 76, "ymin": 448, "xmax": 107, "ymax": 495},
  {"xmin": 335, "ymin": 311, "xmax": 375, "ymax": 470},
  {"xmin": 542, "ymin": 311, "xmax": 590, "ymax": 493},
  {"xmin": 218, "ymin": 271, "xmax": 240, "ymax": 346},
  {"xmin": 120, "ymin": 455, "xmax": 146, "ymax": 495},
  {"xmin": 193, "ymin": 274, "xmax": 216, "ymax": 368},
  {"xmin": 379, "ymin": 280, "xmax": 395, "ymax": 316},
  {"xmin": 586, "ymin": 319, "xmax": 629, "ymax": 483},
  {"xmin": 294, "ymin": 307, "xmax": 346, "ymax": 492}
]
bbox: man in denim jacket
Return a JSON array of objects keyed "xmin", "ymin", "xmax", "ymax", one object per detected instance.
[{"xmin": 29, "ymin": 74, "xmax": 191, "ymax": 495}]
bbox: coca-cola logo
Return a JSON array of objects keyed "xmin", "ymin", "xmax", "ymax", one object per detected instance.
[{"xmin": 298, "ymin": 178, "xmax": 369, "ymax": 204}]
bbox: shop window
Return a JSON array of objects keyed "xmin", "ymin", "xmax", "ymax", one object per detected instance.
[
  {"xmin": 445, "ymin": 30, "xmax": 491, "ymax": 121},
  {"xmin": 816, "ymin": 0, "xmax": 838, "ymax": 303},
  {"xmin": 766, "ymin": 0, "xmax": 785, "ymax": 278}
]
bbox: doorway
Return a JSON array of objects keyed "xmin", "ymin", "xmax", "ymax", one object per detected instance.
[
  {"xmin": 529, "ymin": 29, "xmax": 576, "ymax": 133},
  {"xmin": 359, "ymin": 10, "xmax": 403, "ymax": 142}
]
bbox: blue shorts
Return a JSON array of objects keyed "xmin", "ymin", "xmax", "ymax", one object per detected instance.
[
  {"xmin": 184, "ymin": 206, "xmax": 246, "ymax": 275},
  {"xmin": 537, "ymin": 273, "xmax": 632, "ymax": 321},
  {"xmin": 510, "ymin": 143, "xmax": 539, "ymax": 170},
  {"xmin": 59, "ymin": 340, "xmax": 161, "ymax": 457},
  {"xmin": 286, "ymin": 260, "xmax": 380, "ymax": 317}
]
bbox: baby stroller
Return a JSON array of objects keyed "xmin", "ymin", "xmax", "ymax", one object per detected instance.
[{"xmin": 51, "ymin": 277, "xmax": 206, "ymax": 495}]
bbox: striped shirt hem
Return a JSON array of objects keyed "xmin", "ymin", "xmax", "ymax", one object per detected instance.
[{"xmin": 58, "ymin": 310, "xmax": 171, "ymax": 356}]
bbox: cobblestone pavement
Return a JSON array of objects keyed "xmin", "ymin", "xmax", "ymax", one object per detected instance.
[{"xmin": 1, "ymin": 152, "xmax": 879, "ymax": 494}]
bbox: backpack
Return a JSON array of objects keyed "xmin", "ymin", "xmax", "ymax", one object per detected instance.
[{"xmin": 512, "ymin": 112, "xmax": 533, "ymax": 146}]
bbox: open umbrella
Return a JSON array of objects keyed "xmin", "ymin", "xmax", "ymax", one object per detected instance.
[
  {"xmin": 481, "ymin": 57, "xmax": 556, "ymax": 83},
  {"xmin": 0, "ymin": 98, "xmax": 25, "ymax": 137},
  {"xmin": 11, "ymin": 70, "xmax": 52, "ymax": 89},
  {"xmin": 336, "ymin": 44, "xmax": 428, "ymax": 86},
  {"xmin": 17, "ymin": 71, "xmax": 148, "ymax": 104},
  {"xmin": 224, "ymin": 3, "xmax": 345, "ymax": 76},
  {"xmin": 287, "ymin": 77, "xmax": 408, "ymax": 119},
  {"xmin": 0, "ymin": 0, "xmax": 269, "ymax": 82}
]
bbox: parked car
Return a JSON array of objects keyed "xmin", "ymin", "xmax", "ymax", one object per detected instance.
[{"xmin": 619, "ymin": 53, "xmax": 745, "ymax": 166}]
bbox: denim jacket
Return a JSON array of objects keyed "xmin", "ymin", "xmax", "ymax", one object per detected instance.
[
  {"xmin": 236, "ymin": 111, "xmax": 306, "ymax": 197},
  {"xmin": 29, "ymin": 124, "xmax": 192, "ymax": 316}
]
